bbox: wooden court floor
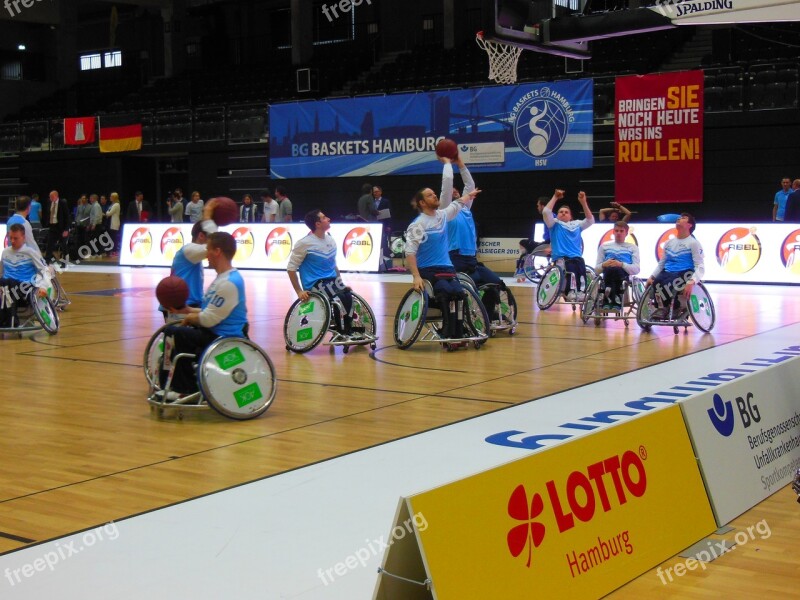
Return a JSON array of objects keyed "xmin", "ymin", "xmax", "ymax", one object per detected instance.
[{"xmin": 0, "ymin": 267, "xmax": 798, "ymax": 597}]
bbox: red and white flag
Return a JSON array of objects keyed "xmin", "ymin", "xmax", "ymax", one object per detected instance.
[{"xmin": 64, "ymin": 117, "xmax": 96, "ymax": 145}]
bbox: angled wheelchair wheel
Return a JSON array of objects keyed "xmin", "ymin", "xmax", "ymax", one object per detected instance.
[
  {"xmin": 581, "ymin": 276, "xmax": 603, "ymax": 324},
  {"xmin": 198, "ymin": 337, "xmax": 277, "ymax": 420},
  {"xmin": 32, "ymin": 293, "xmax": 59, "ymax": 335},
  {"xmin": 536, "ymin": 264, "xmax": 564, "ymax": 310},
  {"xmin": 687, "ymin": 282, "xmax": 716, "ymax": 333},
  {"xmin": 143, "ymin": 322, "xmax": 172, "ymax": 388},
  {"xmin": 523, "ymin": 253, "xmax": 549, "ymax": 284},
  {"xmin": 464, "ymin": 285, "xmax": 490, "ymax": 344},
  {"xmin": 456, "ymin": 272, "xmax": 478, "ymax": 294},
  {"xmin": 636, "ymin": 285, "xmax": 657, "ymax": 331},
  {"xmin": 394, "ymin": 288, "xmax": 427, "ymax": 349},
  {"xmin": 351, "ymin": 291, "xmax": 377, "ymax": 338},
  {"xmin": 49, "ymin": 274, "xmax": 70, "ymax": 310},
  {"xmin": 284, "ymin": 291, "xmax": 330, "ymax": 353},
  {"xmin": 630, "ymin": 277, "xmax": 646, "ymax": 304},
  {"xmin": 497, "ymin": 286, "xmax": 518, "ymax": 332}
]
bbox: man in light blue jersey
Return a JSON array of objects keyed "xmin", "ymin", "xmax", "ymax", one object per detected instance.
[
  {"xmin": 440, "ymin": 157, "xmax": 504, "ymax": 319},
  {"xmin": 647, "ymin": 213, "xmax": 705, "ymax": 319},
  {"xmin": 0, "ymin": 224, "xmax": 49, "ymax": 326},
  {"xmin": 596, "ymin": 221, "xmax": 640, "ymax": 310},
  {"xmin": 288, "ymin": 209, "xmax": 357, "ymax": 335},
  {"xmin": 542, "ymin": 188, "xmax": 595, "ymax": 300},
  {"xmin": 405, "ymin": 157, "xmax": 479, "ymax": 339},
  {"xmin": 161, "ymin": 232, "xmax": 248, "ymax": 397}
]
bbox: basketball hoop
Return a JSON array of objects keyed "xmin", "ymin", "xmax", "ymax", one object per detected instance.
[{"xmin": 476, "ymin": 31, "xmax": 523, "ymax": 85}]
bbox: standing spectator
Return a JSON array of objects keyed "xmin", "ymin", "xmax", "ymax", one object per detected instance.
[
  {"xmin": 774, "ymin": 177, "xmax": 793, "ymax": 222},
  {"xmin": 28, "ymin": 193, "xmax": 42, "ymax": 229},
  {"xmin": 75, "ymin": 195, "xmax": 91, "ymax": 250},
  {"xmin": 240, "ymin": 194, "xmax": 258, "ymax": 223},
  {"xmin": 357, "ymin": 182, "xmax": 376, "ymax": 222},
  {"xmin": 598, "ymin": 201, "xmax": 631, "ymax": 223},
  {"xmin": 783, "ymin": 179, "xmax": 800, "ymax": 222},
  {"xmin": 45, "ymin": 190, "xmax": 70, "ymax": 265},
  {"xmin": 276, "ymin": 186, "xmax": 293, "ymax": 222},
  {"xmin": 126, "ymin": 191, "xmax": 151, "ymax": 223},
  {"xmin": 168, "ymin": 195, "xmax": 184, "ymax": 223},
  {"xmin": 88, "ymin": 194, "xmax": 104, "ymax": 257},
  {"xmin": 99, "ymin": 195, "xmax": 110, "ymax": 214},
  {"xmin": 174, "ymin": 188, "xmax": 185, "ymax": 211},
  {"xmin": 106, "ymin": 193, "xmax": 121, "ymax": 256},
  {"xmin": 373, "ymin": 185, "xmax": 392, "ymax": 271},
  {"xmin": 185, "ymin": 191, "xmax": 204, "ymax": 223},
  {"xmin": 261, "ymin": 190, "xmax": 278, "ymax": 223}
]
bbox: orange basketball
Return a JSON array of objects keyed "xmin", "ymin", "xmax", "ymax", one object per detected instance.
[
  {"xmin": 211, "ymin": 197, "xmax": 239, "ymax": 226},
  {"xmin": 156, "ymin": 276, "xmax": 189, "ymax": 309},
  {"xmin": 435, "ymin": 138, "xmax": 459, "ymax": 160}
]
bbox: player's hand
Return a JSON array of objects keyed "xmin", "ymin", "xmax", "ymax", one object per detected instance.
[
  {"xmin": 578, "ymin": 191, "xmax": 587, "ymax": 203},
  {"xmin": 610, "ymin": 202, "xmax": 619, "ymax": 208},
  {"xmin": 465, "ymin": 188, "xmax": 482, "ymax": 201},
  {"xmin": 646, "ymin": 277, "xmax": 654, "ymax": 287},
  {"xmin": 438, "ymin": 156, "xmax": 452, "ymax": 164},
  {"xmin": 37, "ymin": 288, "xmax": 47, "ymax": 298},
  {"xmin": 412, "ymin": 275, "xmax": 424, "ymax": 292},
  {"xmin": 298, "ymin": 290, "xmax": 310, "ymax": 302},
  {"xmin": 554, "ymin": 189, "xmax": 565, "ymax": 200}
]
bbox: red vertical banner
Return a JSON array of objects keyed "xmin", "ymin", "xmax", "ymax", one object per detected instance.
[{"xmin": 615, "ymin": 71, "xmax": 704, "ymax": 204}]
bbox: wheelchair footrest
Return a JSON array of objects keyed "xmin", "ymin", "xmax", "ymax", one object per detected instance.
[{"xmin": 325, "ymin": 332, "xmax": 379, "ymax": 346}]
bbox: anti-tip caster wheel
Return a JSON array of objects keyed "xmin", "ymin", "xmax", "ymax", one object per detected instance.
[
  {"xmin": 370, "ymin": 343, "xmax": 377, "ymax": 350},
  {"xmin": 342, "ymin": 345, "xmax": 349, "ymax": 354}
]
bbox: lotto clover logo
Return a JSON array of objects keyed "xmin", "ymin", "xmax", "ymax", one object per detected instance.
[{"xmin": 507, "ymin": 484, "xmax": 546, "ymax": 568}]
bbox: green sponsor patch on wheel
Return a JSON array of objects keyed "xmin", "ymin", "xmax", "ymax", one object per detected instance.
[
  {"xmin": 411, "ymin": 300, "xmax": 420, "ymax": 321},
  {"xmin": 39, "ymin": 310, "xmax": 51, "ymax": 326},
  {"xmin": 234, "ymin": 382, "xmax": 263, "ymax": 408},
  {"xmin": 214, "ymin": 347, "xmax": 245, "ymax": 370},
  {"xmin": 298, "ymin": 301, "xmax": 315, "ymax": 315},
  {"xmin": 297, "ymin": 328, "xmax": 313, "ymax": 342}
]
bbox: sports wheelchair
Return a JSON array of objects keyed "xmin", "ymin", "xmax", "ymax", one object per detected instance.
[
  {"xmin": 284, "ymin": 290, "xmax": 377, "ymax": 354},
  {"xmin": 520, "ymin": 244, "xmax": 551, "ymax": 284},
  {"xmin": 580, "ymin": 274, "xmax": 645, "ymax": 327},
  {"xmin": 636, "ymin": 281, "xmax": 716, "ymax": 334},
  {"xmin": 144, "ymin": 324, "xmax": 276, "ymax": 420},
  {"xmin": 792, "ymin": 469, "xmax": 800, "ymax": 504},
  {"xmin": 45, "ymin": 267, "xmax": 70, "ymax": 311},
  {"xmin": 0, "ymin": 285, "xmax": 59, "ymax": 336},
  {"xmin": 393, "ymin": 279, "xmax": 490, "ymax": 351},
  {"xmin": 457, "ymin": 272, "xmax": 518, "ymax": 336},
  {"xmin": 535, "ymin": 260, "xmax": 597, "ymax": 312}
]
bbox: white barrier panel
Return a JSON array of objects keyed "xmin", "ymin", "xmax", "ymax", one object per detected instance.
[
  {"xmin": 0, "ymin": 224, "xmax": 5, "ymax": 245},
  {"xmin": 679, "ymin": 355, "xmax": 800, "ymax": 525},
  {"xmin": 119, "ymin": 222, "xmax": 383, "ymax": 272},
  {"xmin": 533, "ymin": 222, "xmax": 800, "ymax": 284}
]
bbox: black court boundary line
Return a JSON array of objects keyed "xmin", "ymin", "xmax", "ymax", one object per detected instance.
[
  {"xmin": 0, "ymin": 532, "xmax": 35, "ymax": 544},
  {"xmin": 1, "ymin": 319, "xmax": 799, "ymax": 558}
]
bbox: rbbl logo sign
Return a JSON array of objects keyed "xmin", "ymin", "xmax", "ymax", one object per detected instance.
[
  {"xmin": 160, "ymin": 227, "xmax": 184, "ymax": 261},
  {"xmin": 265, "ymin": 227, "xmax": 293, "ymax": 264},
  {"xmin": 232, "ymin": 227, "xmax": 254, "ymax": 262},
  {"xmin": 130, "ymin": 227, "xmax": 152, "ymax": 259},
  {"xmin": 343, "ymin": 227, "xmax": 373, "ymax": 265}
]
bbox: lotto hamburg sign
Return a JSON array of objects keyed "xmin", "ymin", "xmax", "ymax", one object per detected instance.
[{"xmin": 407, "ymin": 406, "xmax": 716, "ymax": 599}]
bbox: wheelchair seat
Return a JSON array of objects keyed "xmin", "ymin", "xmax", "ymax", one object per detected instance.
[
  {"xmin": 284, "ymin": 290, "xmax": 378, "ymax": 354},
  {"xmin": 145, "ymin": 326, "xmax": 277, "ymax": 420},
  {"xmin": 636, "ymin": 281, "xmax": 716, "ymax": 334},
  {"xmin": 581, "ymin": 274, "xmax": 644, "ymax": 327}
]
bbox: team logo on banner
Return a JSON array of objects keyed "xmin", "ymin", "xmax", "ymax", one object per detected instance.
[
  {"xmin": 655, "ymin": 228, "xmax": 679, "ymax": 261},
  {"xmin": 265, "ymin": 227, "xmax": 293, "ymax": 264},
  {"xmin": 512, "ymin": 87, "xmax": 574, "ymax": 160},
  {"xmin": 598, "ymin": 229, "xmax": 639, "ymax": 247},
  {"xmin": 716, "ymin": 227, "xmax": 761, "ymax": 274},
  {"xmin": 160, "ymin": 227, "xmax": 184, "ymax": 261},
  {"xmin": 343, "ymin": 227, "xmax": 373, "ymax": 265},
  {"xmin": 232, "ymin": 227, "xmax": 254, "ymax": 262},
  {"xmin": 780, "ymin": 230, "xmax": 800, "ymax": 273},
  {"xmin": 130, "ymin": 227, "xmax": 152, "ymax": 259}
]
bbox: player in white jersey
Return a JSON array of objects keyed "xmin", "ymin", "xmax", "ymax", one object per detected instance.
[
  {"xmin": 0, "ymin": 224, "xmax": 50, "ymax": 326},
  {"xmin": 596, "ymin": 221, "xmax": 640, "ymax": 309},
  {"xmin": 288, "ymin": 209, "xmax": 359, "ymax": 335},
  {"xmin": 647, "ymin": 213, "xmax": 705, "ymax": 319}
]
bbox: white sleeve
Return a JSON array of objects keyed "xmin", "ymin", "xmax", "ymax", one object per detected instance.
[
  {"xmin": 182, "ymin": 242, "xmax": 208, "ymax": 264},
  {"xmin": 444, "ymin": 200, "xmax": 464, "ymax": 221},
  {"xmin": 201, "ymin": 219, "xmax": 218, "ymax": 234},
  {"xmin": 651, "ymin": 247, "xmax": 667, "ymax": 279},
  {"xmin": 439, "ymin": 163, "xmax": 453, "ymax": 208},
  {"xmin": 287, "ymin": 238, "xmax": 308, "ymax": 272},
  {"xmin": 542, "ymin": 208, "xmax": 555, "ymax": 228},
  {"xmin": 579, "ymin": 214, "xmax": 595, "ymax": 231},
  {"xmin": 623, "ymin": 245, "xmax": 641, "ymax": 276},
  {"xmin": 690, "ymin": 238, "xmax": 705, "ymax": 282},
  {"xmin": 403, "ymin": 222, "xmax": 424, "ymax": 256},
  {"xmin": 198, "ymin": 279, "xmax": 238, "ymax": 328},
  {"xmin": 595, "ymin": 245, "xmax": 607, "ymax": 271},
  {"xmin": 460, "ymin": 164, "xmax": 475, "ymax": 197}
]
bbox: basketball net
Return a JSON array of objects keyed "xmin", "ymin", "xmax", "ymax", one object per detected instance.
[{"xmin": 476, "ymin": 31, "xmax": 522, "ymax": 85}]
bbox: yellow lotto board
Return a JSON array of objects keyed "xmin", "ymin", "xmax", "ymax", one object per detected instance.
[{"xmin": 404, "ymin": 406, "xmax": 716, "ymax": 599}]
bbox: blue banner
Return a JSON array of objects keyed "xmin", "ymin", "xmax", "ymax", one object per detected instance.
[{"xmin": 269, "ymin": 80, "xmax": 593, "ymax": 178}]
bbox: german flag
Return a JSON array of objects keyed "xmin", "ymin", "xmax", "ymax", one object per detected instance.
[{"xmin": 99, "ymin": 114, "xmax": 142, "ymax": 153}]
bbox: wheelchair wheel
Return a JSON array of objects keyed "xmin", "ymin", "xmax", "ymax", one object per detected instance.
[
  {"xmin": 581, "ymin": 276, "xmax": 603, "ymax": 324},
  {"xmin": 351, "ymin": 292, "xmax": 377, "ymax": 339},
  {"xmin": 143, "ymin": 322, "xmax": 171, "ymax": 388},
  {"xmin": 630, "ymin": 277, "xmax": 646, "ymax": 304},
  {"xmin": 32, "ymin": 293, "xmax": 59, "ymax": 335},
  {"xmin": 463, "ymin": 285, "xmax": 490, "ymax": 344},
  {"xmin": 456, "ymin": 272, "xmax": 478, "ymax": 294},
  {"xmin": 523, "ymin": 253, "xmax": 549, "ymax": 284},
  {"xmin": 687, "ymin": 282, "xmax": 715, "ymax": 333},
  {"xmin": 284, "ymin": 291, "xmax": 330, "ymax": 353},
  {"xmin": 498, "ymin": 286, "xmax": 518, "ymax": 333},
  {"xmin": 394, "ymin": 288, "xmax": 427, "ymax": 349},
  {"xmin": 49, "ymin": 274, "xmax": 70, "ymax": 310},
  {"xmin": 198, "ymin": 337, "xmax": 277, "ymax": 420},
  {"xmin": 636, "ymin": 285, "xmax": 657, "ymax": 331},
  {"xmin": 536, "ymin": 264, "xmax": 564, "ymax": 310}
]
